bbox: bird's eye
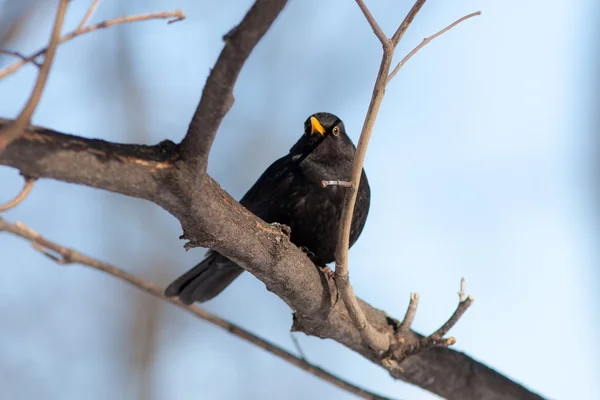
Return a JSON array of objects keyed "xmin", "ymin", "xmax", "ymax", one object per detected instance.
[{"xmin": 332, "ymin": 126, "xmax": 340, "ymax": 136}]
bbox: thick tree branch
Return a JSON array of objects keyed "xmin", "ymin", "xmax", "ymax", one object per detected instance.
[
  {"xmin": 0, "ymin": 217, "xmax": 393, "ymax": 400},
  {"xmin": 0, "ymin": 0, "xmax": 69, "ymax": 151},
  {"xmin": 0, "ymin": 118, "xmax": 181, "ymax": 203},
  {"xmin": 179, "ymin": 0, "xmax": 288, "ymax": 172},
  {"xmin": 0, "ymin": 120, "xmax": 544, "ymax": 400},
  {"xmin": 0, "ymin": 1, "xmax": 543, "ymax": 398}
]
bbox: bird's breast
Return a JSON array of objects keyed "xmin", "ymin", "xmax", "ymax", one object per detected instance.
[{"xmin": 279, "ymin": 181, "xmax": 346, "ymax": 264}]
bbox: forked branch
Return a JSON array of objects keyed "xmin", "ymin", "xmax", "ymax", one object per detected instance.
[
  {"xmin": 0, "ymin": 1, "xmax": 545, "ymax": 398},
  {"xmin": 0, "ymin": 7, "xmax": 185, "ymax": 81},
  {"xmin": 332, "ymin": 0, "xmax": 481, "ymax": 358},
  {"xmin": 0, "ymin": 0, "xmax": 69, "ymax": 151}
]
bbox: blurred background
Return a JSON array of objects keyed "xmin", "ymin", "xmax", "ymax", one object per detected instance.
[{"xmin": 0, "ymin": 0, "xmax": 598, "ymax": 399}]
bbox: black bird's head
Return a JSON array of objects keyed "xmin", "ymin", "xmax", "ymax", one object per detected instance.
[{"xmin": 290, "ymin": 112, "xmax": 356, "ymax": 166}]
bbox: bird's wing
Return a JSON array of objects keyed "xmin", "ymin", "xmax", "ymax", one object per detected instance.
[{"xmin": 239, "ymin": 154, "xmax": 296, "ymax": 220}]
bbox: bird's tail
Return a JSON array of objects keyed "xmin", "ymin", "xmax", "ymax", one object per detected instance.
[{"xmin": 165, "ymin": 250, "xmax": 244, "ymax": 304}]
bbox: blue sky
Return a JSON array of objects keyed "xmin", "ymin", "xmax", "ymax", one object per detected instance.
[{"xmin": 1, "ymin": 0, "xmax": 598, "ymax": 399}]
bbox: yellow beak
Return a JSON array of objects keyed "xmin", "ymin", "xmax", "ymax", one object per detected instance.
[{"xmin": 310, "ymin": 117, "xmax": 326, "ymax": 136}]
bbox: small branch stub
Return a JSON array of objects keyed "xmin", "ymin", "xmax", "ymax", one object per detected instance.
[
  {"xmin": 397, "ymin": 292, "xmax": 419, "ymax": 336},
  {"xmin": 392, "ymin": 279, "xmax": 474, "ymax": 363},
  {"xmin": 321, "ymin": 180, "xmax": 353, "ymax": 188}
]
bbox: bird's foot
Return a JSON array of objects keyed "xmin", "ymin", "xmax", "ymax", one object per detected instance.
[
  {"xmin": 299, "ymin": 246, "xmax": 315, "ymax": 258},
  {"xmin": 319, "ymin": 265, "xmax": 335, "ymax": 281}
]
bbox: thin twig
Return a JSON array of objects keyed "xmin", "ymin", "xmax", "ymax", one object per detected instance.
[
  {"xmin": 394, "ymin": 281, "xmax": 473, "ymax": 363},
  {"xmin": 388, "ymin": 11, "xmax": 481, "ymax": 83},
  {"xmin": 0, "ymin": 217, "xmax": 394, "ymax": 400},
  {"xmin": 0, "ymin": 49, "xmax": 42, "ymax": 67},
  {"xmin": 290, "ymin": 333, "xmax": 308, "ymax": 361},
  {"xmin": 321, "ymin": 180, "xmax": 353, "ymax": 188},
  {"xmin": 0, "ymin": 177, "xmax": 35, "ymax": 212},
  {"xmin": 76, "ymin": 0, "xmax": 101, "ymax": 32},
  {"xmin": 0, "ymin": 0, "xmax": 69, "ymax": 152},
  {"xmin": 354, "ymin": 0, "xmax": 389, "ymax": 47},
  {"xmin": 334, "ymin": 1, "xmax": 481, "ymax": 360},
  {"xmin": 458, "ymin": 277, "xmax": 466, "ymax": 302},
  {"xmin": 334, "ymin": 0, "xmax": 433, "ymax": 357},
  {"xmin": 387, "ymin": 280, "xmax": 474, "ymax": 364},
  {"xmin": 0, "ymin": 9, "xmax": 185, "ymax": 81},
  {"xmin": 390, "ymin": 0, "xmax": 427, "ymax": 47},
  {"xmin": 432, "ymin": 279, "xmax": 474, "ymax": 339},
  {"xmin": 397, "ymin": 293, "xmax": 419, "ymax": 335},
  {"xmin": 433, "ymin": 297, "xmax": 473, "ymax": 338}
]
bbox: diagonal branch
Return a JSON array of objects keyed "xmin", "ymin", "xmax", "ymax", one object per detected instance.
[
  {"xmin": 388, "ymin": 11, "xmax": 481, "ymax": 83},
  {"xmin": 0, "ymin": 49, "xmax": 42, "ymax": 67},
  {"xmin": 0, "ymin": 1, "xmax": 544, "ymax": 398},
  {"xmin": 391, "ymin": 0, "xmax": 426, "ymax": 47},
  {"xmin": 0, "ymin": 217, "xmax": 394, "ymax": 400},
  {"xmin": 0, "ymin": 0, "xmax": 69, "ymax": 152},
  {"xmin": 354, "ymin": 0, "xmax": 389, "ymax": 47},
  {"xmin": 179, "ymin": 0, "xmax": 288, "ymax": 172},
  {"xmin": 77, "ymin": 0, "xmax": 101, "ymax": 32},
  {"xmin": 0, "ymin": 119, "xmax": 544, "ymax": 400},
  {"xmin": 0, "ymin": 9, "xmax": 185, "ymax": 81}
]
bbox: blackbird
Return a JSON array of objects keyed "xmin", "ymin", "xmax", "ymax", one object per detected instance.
[{"xmin": 165, "ymin": 112, "xmax": 370, "ymax": 304}]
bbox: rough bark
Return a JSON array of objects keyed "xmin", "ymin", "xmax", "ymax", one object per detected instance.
[{"xmin": 0, "ymin": 119, "xmax": 543, "ymax": 400}]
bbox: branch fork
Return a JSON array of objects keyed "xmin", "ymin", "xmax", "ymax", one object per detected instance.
[
  {"xmin": 332, "ymin": 0, "xmax": 480, "ymax": 360},
  {"xmin": 387, "ymin": 279, "xmax": 474, "ymax": 365},
  {"xmin": 0, "ymin": 1, "xmax": 546, "ymax": 399}
]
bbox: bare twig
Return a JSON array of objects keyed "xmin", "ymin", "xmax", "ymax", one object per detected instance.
[
  {"xmin": 334, "ymin": 0, "xmax": 480, "ymax": 360},
  {"xmin": 334, "ymin": 0, "xmax": 435, "ymax": 357},
  {"xmin": 0, "ymin": 1, "xmax": 544, "ymax": 397},
  {"xmin": 0, "ymin": 176, "xmax": 35, "ymax": 212},
  {"xmin": 354, "ymin": 0, "xmax": 389, "ymax": 47},
  {"xmin": 388, "ymin": 11, "xmax": 481, "ymax": 83},
  {"xmin": 76, "ymin": 0, "xmax": 101, "ymax": 32},
  {"xmin": 321, "ymin": 180, "xmax": 353, "ymax": 188},
  {"xmin": 458, "ymin": 277, "xmax": 467, "ymax": 302},
  {"xmin": 0, "ymin": 0, "xmax": 69, "ymax": 152},
  {"xmin": 290, "ymin": 333, "xmax": 308, "ymax": 361},
  {"xmin": 0, "ymin": 9, "xmax": 185, "ymax": 81},
  {"xmin": 390, "ymin": 0, "xmax": 427, "ymax": 47},
  {"xmin": 432, "ymin": 280, "xmax": 474, "ymax": 339},
  {"xmin": 392, "ymin": 280, "xmax": 473, "ymax": 363},
  {"xmin": 0, "ymin": 49, "xmax": 42, "ymax": 67},
  {"xmin": 397, "ymin": 293, "xmax": 419, "ymax": 336},
  {"xmin": 0, "ymin": 217, "xmax": 394, "ymax": 400}
]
